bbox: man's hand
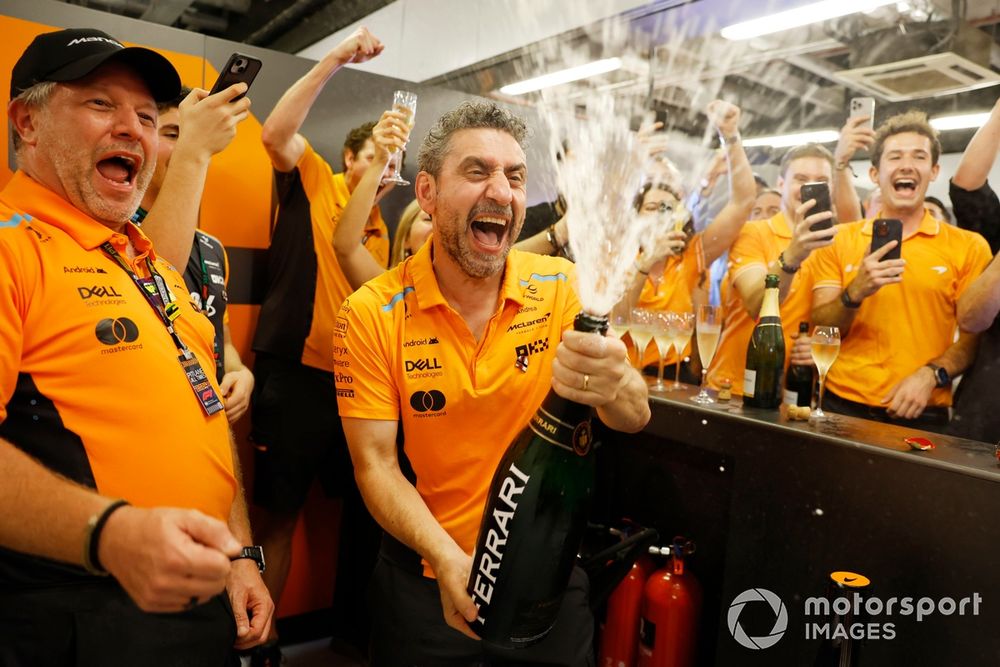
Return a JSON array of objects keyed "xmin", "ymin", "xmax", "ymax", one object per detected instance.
[
  {"xmin": 177, "ymin": 84, "xmax": 252, "ymax": 159},
  {"xmin": 227, "ymin": 559, "xmax": 275, "ymax": 649},
  {"xmin": 707, "ymin": 99, "xmax": 741, "ymax": 138},
  {"xmin": 638, "ymin": 229, "xmax": 688, "ymax": 273},
  {"xmin": 220, "ymin": 366, "xmax": 254, "ymax": 424},
  {"xmin": 783, "ymin": 198, "xmax": 837, "ymax": 268},
  {"xmin": 372, "ymin": 108, "xmax": 411, "ymax": 159},
  {"xmin": 98, "ymin": 506, "xmax": 241, "ymax": 613},
  {"xmin": 882, "ymin": 366, "xmax": 936, "ymax": 419},
  {"xmin": 430, "ymin": 546, "xmax": 479, "ymax": 640},
  {"xmin": 834, "ymin": 115, "xmax": 876, "ymax": 167},
  {"xmin": 551, "ymin": 331, "xmax": 630, "ymax": 407},
  {"xmin": 847, "ymin": 241, "xmax": 905, "ymax": 301},
  {"xmin": 332, "ymin": 26, "xmax": 384, "ymax": 66},
  {"xmin": 789, "ymin": 331, "xmax": 813, "ymax": 367}
]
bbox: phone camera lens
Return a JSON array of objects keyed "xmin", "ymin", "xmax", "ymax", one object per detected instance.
[{"xmin": 233, "ymin": 58, "xmax": 247, "ymax": 73}]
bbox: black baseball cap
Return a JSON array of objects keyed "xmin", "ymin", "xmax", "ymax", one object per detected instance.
[{"xmin": 10, "ymin": 28, "xmax": 180, "ymax": 102}]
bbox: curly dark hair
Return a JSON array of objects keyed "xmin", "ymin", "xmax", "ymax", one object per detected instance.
[{"xmin": 343, "ymin": 122, "xmax": 376, "ymax": 170}]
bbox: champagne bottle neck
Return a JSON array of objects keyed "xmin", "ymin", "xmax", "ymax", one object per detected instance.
[{"xmin": 759, "ymin": 285, "xmax": 781, "ymax": 321}]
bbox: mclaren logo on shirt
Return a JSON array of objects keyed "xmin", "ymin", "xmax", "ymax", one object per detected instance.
[
  {"xmin": 95, "ymin": 317, "xmax": 143, "ymax": 355},
  {"xmin": 410, "ymin": 390, "xmax": 447, "ymax": 418},
  {"xmin": 507, "ymin": 313, "xmax": 551, "ymax": 333}
]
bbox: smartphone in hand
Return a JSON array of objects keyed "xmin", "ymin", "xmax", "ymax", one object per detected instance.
[
  {"xmin": 209, "ymin": 53, "xmax": 262, "ymax": 102},
  {"xmin": 850, "ymin": 97, "xmax": 876, "ymax": 131},
  {"xmin": 871, "ymin": 218, "xmax": 902, "ymax": 261},
  {"xmin": 801, "ymin": 181, "xmax": 833, "ymax": 231}
]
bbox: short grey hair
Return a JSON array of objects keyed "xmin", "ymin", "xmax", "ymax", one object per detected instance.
[
  {"xmin": 417, "ymin": 101, "xmax": 528, "ymax": 177},
  {"xmin": 10, "ymin": 81, "xmax": 57, "ymax": 153}
]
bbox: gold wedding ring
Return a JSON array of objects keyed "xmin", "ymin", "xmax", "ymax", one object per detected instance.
[{"xmin": 582, "ymin": 374, "xmax": 590, "ymax": 392}]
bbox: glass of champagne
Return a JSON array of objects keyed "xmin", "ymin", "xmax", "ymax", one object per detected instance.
[
  {"xmin": 629, "ymin": 308, "xmax": 656, "ymax": 371},
  {"xmin": 691, "ymin": 305, "xmax": 722, "ymax": 404},
  {"xmin": 383, "ymin": 90, "xmax": 417, "ymax": 187},
  {"xmin": 671, "ymin": 311, "xmax": 695, "ymax": 391},
  {"xmin": 651, "ymin": 311, "xmax": 676, "ymax": 391},
  {"xmin": 810, "ymin": 326, "xmax": 841, "ymax": 420}
]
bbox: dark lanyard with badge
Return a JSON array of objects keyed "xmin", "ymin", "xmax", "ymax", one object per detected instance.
[
  {"xmin": 193, "ymin": 237, "xmax": 223, "ymax": 372},
  {"xmin": 100, "ymin": 241, "xmax": 224, "ymax": 416}
]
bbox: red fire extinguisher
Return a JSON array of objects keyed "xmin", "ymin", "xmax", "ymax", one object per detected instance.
[
  {"xmin": 600, "ymin": 552, "xmax": 657, "ymax": 667},
  {"xmin": 637, "ymin": 538, "xmax": 702, "ymax": 667}
]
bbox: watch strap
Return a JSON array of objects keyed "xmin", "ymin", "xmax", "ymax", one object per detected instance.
[
  {"xmin": 840, "ymin": 287, "xmax": 862, "ymax": 309},
  {"xmin": 231, "ymin": 545, "xmax": 266, "ymax": 573}
]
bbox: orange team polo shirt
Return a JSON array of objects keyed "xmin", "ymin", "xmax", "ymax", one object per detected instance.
[
  {"xmin": 809, "ymin": 211, "xmax": 991, "ymax": 407},
  {"xmin": 634, "ymin": 233, "xmax": 705, "ymax": 367},
  {"xmin": 255, "ymin": 139, "xmax": 388, "ymax": 372},
  {"xmin": 335, "ymin": 243, "xmax": 580, "ymax": 578},
  {"xmin": 708, "ymin": 211, "xmax": 816, "ymax": 394},
  {"xmin": 0, "ymin": 172, "xmax": 236, "ymax": 522}
]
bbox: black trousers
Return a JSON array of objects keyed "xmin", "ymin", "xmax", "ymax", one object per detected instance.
[
  {"xmin": 0, "ymin": 579, "xmax": 236, "ymax": 667},
  {"xmin": 369, "ymin": 557, "xmax": 594, "ymax": 667},
  {"xmin": 823, "ymin": 390, "xmax": 950, "ymax": 433}
]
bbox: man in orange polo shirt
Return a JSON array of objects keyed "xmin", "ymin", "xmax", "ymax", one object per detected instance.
[
  {"xmin": 250, "ymin": 25, "xmax": 387, "ymax": 658},
  {"xmin": 335, "ymin": 101, "xmax": 650, "ymax": 665},
  {"xmin": 0, "ymin": 28, "xmax": 271, "ymax": 663},
  {"xmin": 811, "ymin": 111, "xmax": 991, "ymax": 430},
  {"xmin": 708, "ymin": 144, "xmax": 839, "ymax": 394}
]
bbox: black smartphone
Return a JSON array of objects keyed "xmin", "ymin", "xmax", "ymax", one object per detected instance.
[
  {"xmin": 801, "ymin": 181, "xmax": 833, "ymax": 231},
  {"xmin": 209, "ymin": 53, "xmax": 262, "ymax": 101},
  {"xmin": 871, "ymin": 218, "xmax": 903, "ymax": 260}
]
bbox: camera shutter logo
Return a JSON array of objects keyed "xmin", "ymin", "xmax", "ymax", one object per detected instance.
[{"xmin": 727, "ymin": 588, "xmax": 788, "ymax": 650}]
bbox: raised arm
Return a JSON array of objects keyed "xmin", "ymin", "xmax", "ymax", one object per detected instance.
[
  {"xmin": 953, "ymin": 97, "xmax": 1000, "ymax": 191},
  {"xmin": 958, "ymin": 253, "xmax": 1000, "ymax": 332},
  {"xmin": 832, "ymin": 115, "xmax": 874, "ymax": 223},
  {"xmin": 700, "ymin": 101, "xmax": 755, "ymax": 265},
  {"xmin": 341, "ymin": 417, "xmax": 479, "ymax": 638},
  {"xmin": 260, "ymin": 27, "xmax": 383, "ymax": 172},
  {"xmin": 333, "ymin": 108, "xmax": 408, "ymax": 291},
  {"xmin": 141, "ymin": 85, "xmax": 250, "ymax": 268}
]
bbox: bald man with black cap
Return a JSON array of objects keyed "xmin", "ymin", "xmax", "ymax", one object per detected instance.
[{"xmin": 0, "ymin": 28, "xmax": 272, "ymax": 664}]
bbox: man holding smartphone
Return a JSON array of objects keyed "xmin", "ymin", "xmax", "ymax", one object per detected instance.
[
  {"xmin": 810, "ymin": 111, "xmax": 991, "ymax": 430},
  {"xmin": 708, "ymin": 143, "xmax": 838, "ymax": 395}
]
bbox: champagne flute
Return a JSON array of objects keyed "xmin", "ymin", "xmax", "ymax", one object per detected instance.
[
  {"xmin": 652, "ymin": 311, "xmax": 676, "ymax": 391},
  {"xmin": 810, "ymin": 326, "xmax": 841, "ymax": 420},
  {"xmin": 671, "ymin": 311, "xmax": 694, "ymax": 391},
  {"xmin": 691, "ymin": 305, "xmax": 722, "ymax": 404},
  {"xmin": 609, "ymin": 300, "xmax": 632, "ymax": 364},
  {"xmin": 383, "ymin": 90, "xmax": 417, "ymax": 187},
  {"xmin": 629, "ymin": 309, "xmax": 656, "ymax": 371}
]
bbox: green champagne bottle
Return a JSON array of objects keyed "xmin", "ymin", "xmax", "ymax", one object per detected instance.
[
  {"xmin": 467, "ymin": 312, "xmax": 604, "ymax": 649},
  {"xmin": 743, "ymin": 274, "xmax": 785, "ymax": 408}
]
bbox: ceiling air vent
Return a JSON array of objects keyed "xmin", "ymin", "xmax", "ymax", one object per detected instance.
[
  {"xmin": 836, "ymin": 52, "xmax": 1000, "ymax": 102},
  {"xmin": 835, "ymin": 22, "xmax": 1000, "ymax": 102}
]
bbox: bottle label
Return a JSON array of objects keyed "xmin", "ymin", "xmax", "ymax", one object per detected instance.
[
  {"xmin": 470, "ymin": 462, "xmax": 531, "ymax": 624},
  {"xmin": 530, "ymin": 407, "xmax": 592, "ymax": 456},
  {"xmin": 783, "ymin": 389, "xmax": 798, "ymax": 406},
  {"xmin": 743, "ymin": 369, "xmax": 757, "ymax": 397}
]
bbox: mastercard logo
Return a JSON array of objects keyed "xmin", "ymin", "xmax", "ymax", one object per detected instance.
[{"xmin": 830, "ymin": 571, "xmax": 871, "ymax": 588}]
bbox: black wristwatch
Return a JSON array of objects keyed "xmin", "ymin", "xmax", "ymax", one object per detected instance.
[
  {"xmin": 232, "ymin": 546, "xmax": 266, "ymax": 573},
  {"xmin": 925, "ymin": 363, "xmax": 951, "ymax": 388},
  {"xmin": 840, "ymin": 287, "xmax": 862, "ymax": 309}
]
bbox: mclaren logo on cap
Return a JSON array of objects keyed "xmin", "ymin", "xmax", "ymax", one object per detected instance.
[{"xmin": 67, "ymin": 37, "xmax": 123, "ymax": 48}]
